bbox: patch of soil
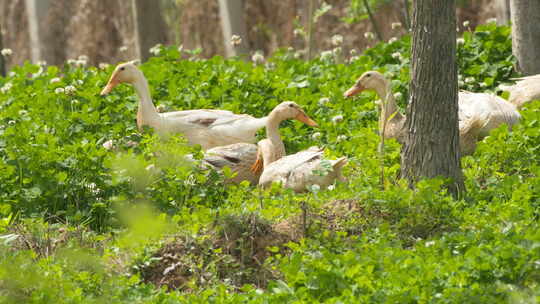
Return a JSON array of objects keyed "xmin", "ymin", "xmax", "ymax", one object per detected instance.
[{"xmin": 140, "ymin": 213, "xmax": 293, "ymax": 291}]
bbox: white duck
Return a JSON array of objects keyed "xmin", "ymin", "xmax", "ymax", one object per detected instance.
[
  {"xmin": 500, "ymin": 74, "xmax": 540, "ymax": 109},
  {"xmin": 202, "ymin": 101, "xmax": 318, "ymax": 184},
  {"xmin": 257, "ymin": 146, "xmax": 348, "ymax": 193},
  {"xmin": 344, "ymin": 71, "xmax": 521, "ymax": 155},
  {"xmin": 100, "ymin": 61, "xmax": 268, "ymax": 150}
]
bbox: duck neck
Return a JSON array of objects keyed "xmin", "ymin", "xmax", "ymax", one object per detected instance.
[
  {"xmin": 375, "ymin": 82, "xmax": 402, "ymax": 135},
  {"xmin": 263, "ymin": 111, "xmax": 286, "ymax": 165},
  {"xmin": 132, "ymin": 75, "xmax": 160, "ymax": 128}
]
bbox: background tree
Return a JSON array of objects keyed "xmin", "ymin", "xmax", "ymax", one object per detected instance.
[
  {"xmin": 218, "ymin": 0, "xmax": 249, "ymax": 57},
  {"xmin": 510, "ymin": 0, "xmax": 540, "ymax": 75},
  {"xmin": 401, "ymin": 0, "xmax": 464, "ymax": 196},
  {"xmin": 0, "ymin": 25, "xmax": 5, "ymax": 76},
  {"xmin": 132, "ymin": 0, "xmax": 168, "ymax": 61}
]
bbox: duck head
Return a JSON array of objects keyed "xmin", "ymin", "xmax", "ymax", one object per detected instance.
[
  {"xmin": 272, "ymin": 101, "xmax": 318, "ymax": 127},
  {"xmin": 100, "ymin": 60, "xmax": 143, "ymax": 95},
  {"xmin": 344, "ymin": 71, "xmax": 387, "ymax": 98}
]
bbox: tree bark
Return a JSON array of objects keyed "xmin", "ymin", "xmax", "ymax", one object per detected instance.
[
  {"xmin": 495, "ymin": 0, "xmax": 511, "ymax": 25},
  {"xmin": 132, "ymin": 0, "xmax": 167, "ymax": 62},
  {"xmin": 401, "ymin": 0, "xmax": 464, "ymax": 196},
  {"xmin": 0, "ymin": 26, "xmax": 5, "ymax": 76},
  {"xmin": 218, "ymin": 0, "xmax": 249, "ymax": 57},
  {"xmin": 24, "ymin": 0, "xmax": 51, "ymax": 63},
  {"xmin": 510, "ymin": 0, "xmax": 540, "ymax": 75}
]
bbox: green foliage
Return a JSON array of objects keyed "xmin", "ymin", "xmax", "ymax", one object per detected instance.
[{"xmin": 0, "ymin": 23, "xmax": 539, "ymax": 303}]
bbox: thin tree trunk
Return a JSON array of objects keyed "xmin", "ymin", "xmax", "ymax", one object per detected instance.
[
  {"xmin": 495, "ymin": 0, "xmax": 511, "ymax": 25},
  {"xmin": 401, "ymin": 0, "xmax": 464, "ymax": 197},
  {"xmin": 218, "ymin": 0, "xmax": 249, "ymax": 57},
  {"xmin": 0, "ymin": 26, "xmax": 5, "ymax": 77},
  {"xmin": 24, "ymin": 0, "xmax": 51, "ymax": 63},
  {"xmin": 306, "ymin": 0, "xmax": 316, "ymax": 60},
  {"xmin": 132, "ymin": 0, "xmax": 167, "ymax": 62},
  {"xmin": 362, "ymin": 0, "xmax": 383, "ymax": 41},
  {"xmin": 510, "ymin": 0, "xmax": 540, "ymax": 75},
  {"xmin": 403, "ymin": 0, "xmax": 411, "ymax": 30}
]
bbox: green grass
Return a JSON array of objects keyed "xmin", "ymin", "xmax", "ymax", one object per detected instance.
[{"xmin": 0, "ymin": 23, "xmax": 538, "ymax": 303}]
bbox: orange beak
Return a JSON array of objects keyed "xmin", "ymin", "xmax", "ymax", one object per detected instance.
[
  {"xmin": 295, "ymin": 111, "xmax": 318, "ymax": 127},
  {"xmin": 100, "ymin": 72, "xmax": 120, "ymax": 95},
  {"xmin": 343, "ymin": 84, "xmax": 364, "ymax": 98}
]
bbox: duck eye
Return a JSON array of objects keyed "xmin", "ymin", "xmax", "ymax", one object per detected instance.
[
  {"xmin": 289, "ymin": 104, "xmax": 294, "ymax": 108},
  {"xmin": 366, "ymin": 73, "xmax": 371, "ymax": 77},
  {"xmin": 120, "ymin": 67, "xmax": 125, "ymax": 71}
]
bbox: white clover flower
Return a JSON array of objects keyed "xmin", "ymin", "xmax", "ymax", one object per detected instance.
[
  {"xmin": 177, "ymin": 44, "xmax": 184, "ymax": 53},
  {"xmin": 0, "ymin": 82, "xmax": 13, "ymax": 94},
  {"xmin": 391, "ymin": 22, "xmax": 402, "ymax": 30},
  {"xmin": 364, "ymin": 32, "xmax": 375, "ymax": 40},
  {"xmin": 337, "ymin": 135, "xmax": 347, "ymax": 142},
  {"xmin": 388, "ymin": 37, "xmax": 398, "ymax": 43},
  {"xmin": 102, "ymin": 140, "xmax": 114, "ymax": 151},
  {"xmin": 71, "ymin": 99, "xmax": 80, "ymax": 105},
  {"xmin": 320, "ymin": 50, "xmax": 334, "ymax": 61},
  {"xmin": 327, "ymin": 184, "xmax": 335, "ymax": 191},
  {"xmin": 294, "ymin": 51, "xmax": 303, "ymax": 59},
  {"xmin": 251, "ymin": 51, "xmax": 265, "ymax": 64},
  {"xmin": 156, "ymin": 104, "xmax": 167, "ymax": 113},
  {"xmin": 287, "ymin": 47, "xmax": 294, "ymax": 53},
  {"xmin": 8, "ymin": 71, "xmax": 15, "ymax": 77},
  {"xmin": 149, "ymin": 44, "xmax": 162, "ymax": 56},
  {"xmin": 331, "ymin": 34, "xmax": 343, "ymax": 46},
  {"xmin": 37, "ymin": 60, "xmax": 47, "ymax": 66},
  {"xmin": 348, "ymin": 56, "xmax": 359, "ymax": 63},
  {"xmin": 457, "ymin": 38, "xmax": 465, "ymax": 45},
  {"xmin": 458, "ymin": 80, "xmax": 465, "ymax": 87},
  {"xmin": 66, "ymin": 59, "xmax": 77, "ymax": 65},
  {"xmin": 391, "ymin": 52, "xmax": 402, "ymax": 60},
  {"xmin": 265, "ymin": 62, "xmax": 276, "ymax": 70},
  {"xmin": 55, "ymin": 87, "xmax": 65, "ymax": 94},
  {"xmin": 145, "ymin": 164, "xmax": 156, "ymax": 172},
  {"xmin": 8, "ymin": 120, "xmax": 15, "ymax": 126},
  {"xmin": 50, "ymin": 77, "xmax": 61, "ymax": 84},
  {"xmin": 332, "ymin": 114, "xmax": 344, "ymax": 123},
  {"xmin": 486, "ymin": 18, "xmax": 497, "ymax": 24},
  {"xmin": 18, "ymin": 110, "xmax": 28, "ymax": 116},
  {"xmin": 78, "ymin": 55, "xmax": 89, "ymax": 62},
  {"xmin": 119, "ymin": 46, "xmax": 128, "ymax": 52},
  {"xmin": 76, "ymin": 79, "xmax": 84, "ymax": 86},
  {"xmin": 393, "ymin": 92, "xmax": 403, "ymax": 99},
  {"xmin": 349, "ymin": 49, "xmax": 357, "ymax": 56},
  {"xmin": 293, "ymin": 28, "xmax": 303, "ymax": 37},
  {"xmin": 311, "ymin": 132, "xmax": 321, "ymax": 140},
  {"xmin": 1, "ymin": 48, "xmax": 12, "ymax": 57},
  {"xmin": 230, "ymin": 35, "xmax": 242, "ymax": 46},
  {"xmin": 98, "ymin": 63, "xmax": 110, "ymax": 70},
  {"xmin": 480, "ymin": 82, "xmax": 488, "ymax": 88},
  {"xmin": 332, "ymin": 47, "xmax": 342, "ymax": 56},
  {"xmin": 318, "ymin": 97, "xmax": 330, "ymax": 105},
  {"xmin": 310, "ymin": 184, "xmax": 321, "ymax": 193},
  {"xmin": 425, "ymin": 240, "xmax": 435, "ymax": 247},
  {"xmin": 463, "ymin": 20, "xmax": 470, "ymax": 27},
  {"xmin": 465, "ymin": 77, "xmax": 475, "ymax": 84},
  {"xmin": 64, "ymin": 85, "xmax": 76, "ymax": 94}
]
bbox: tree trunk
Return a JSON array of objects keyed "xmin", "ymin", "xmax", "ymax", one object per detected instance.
[
  {"xmin": 218, "ymin": 0, "xmax": 249, "ymax": 57},
  {"xmin": 0, "ymin": 26, "xmax": 5, "ymax": 76},
  {"xmin": 495, "ymin": 0, "xmax": 511, "ymax": 25},
  {"xmin": 401, "ymin": 0, "xmax": 464, "ymax": 196},
  {"xmin": 510, "ymin": 0, "xmax": 540, "ymax": 75},
  {"xmin": 24, "ymin": 0, "xmax": 51, "ymax": 63},
  {"xmin": 132, "ymin": 0, "xmax": 167, "ymax": 62}
]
